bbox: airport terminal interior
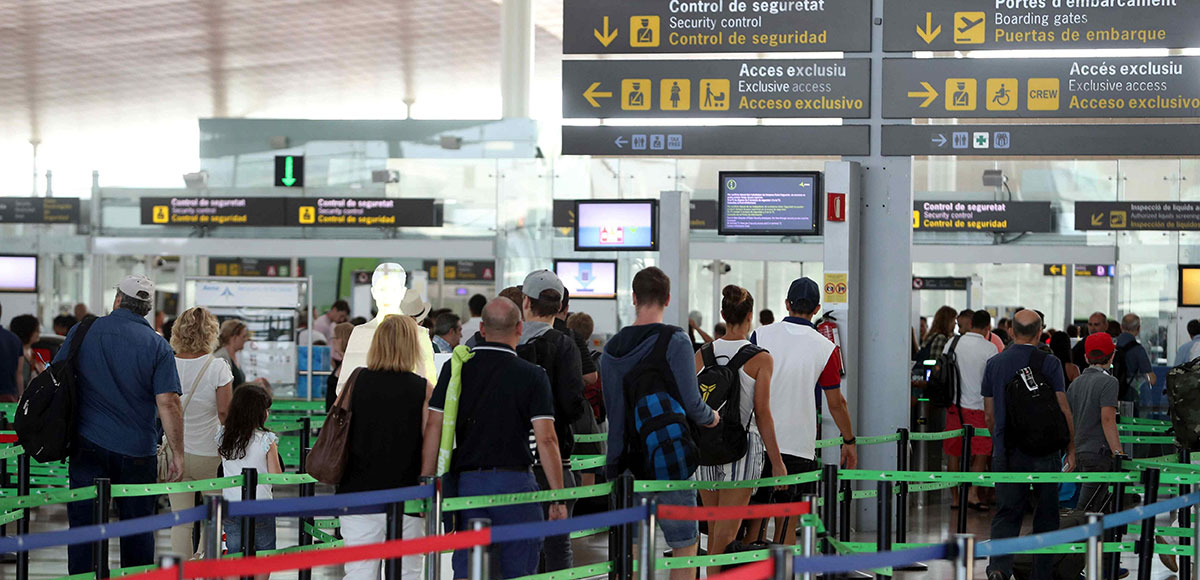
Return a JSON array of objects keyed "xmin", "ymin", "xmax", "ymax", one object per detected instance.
[{"xmin": 5, "ymin": 0, "xmax": 1200, "ymax": 579}]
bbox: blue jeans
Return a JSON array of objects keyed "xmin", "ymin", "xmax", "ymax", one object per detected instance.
[
  {"xmin": 635, "ymin": 489, "xmax": 698, "ymax": 549},
  {"xmin": 67, "ymin": 438, "xmax": 158, "ymax": 574},
  {"xmin": 450, "ymin": 469, "xmax": 543, "ymax": 579},
  {"xmin": 988, "ymin": 449, "xmax": 1062, "ymax": 580},
  {"xmin": 224, "ymin": 517, "xmax": 277, "ymax": 555}
]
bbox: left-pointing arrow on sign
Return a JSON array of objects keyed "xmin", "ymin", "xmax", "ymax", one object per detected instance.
[
  {"xmin": 583, "ymin": 82, "xmax": 613, "ymax": 108},
  {"xmin": 614, "ymin": 136, "xmax": 628, "ymax": 149}
]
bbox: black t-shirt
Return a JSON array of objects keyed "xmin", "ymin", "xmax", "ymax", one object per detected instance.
[
  {"xmin": 522, "ymin": 326, "xmax": 587, "ymax": 459},
  {"xmin": 337, "ymin": 369, "xmax": 428, "ymax": 494},
  {"xmin": 430, "ymin": 343, "xmax": 556, "ymax": 472}
]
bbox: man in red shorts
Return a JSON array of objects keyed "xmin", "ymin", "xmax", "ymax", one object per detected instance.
[{"xmin": 944, "ymin": 309, "xmax": 997, "ymax": 509}]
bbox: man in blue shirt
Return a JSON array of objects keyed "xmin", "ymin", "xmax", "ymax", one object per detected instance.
[
  {"xmin": 55, "ymin": 275, "xmax": 184, "ymax": 574},
  {"xmin": 1174, "ymin": 320, "xmax": 1200, "ymax": 366},
  {"xmin": 0, "ymin": 303, "xmax": 22, "ymax": 402},
  {"xmin": 982, "ymin": 309, "xmax": 1076, "ymax": 580},
  {"xmin": 1116, "ymin": 314, "xmax": 1155, "ymax": 404}
]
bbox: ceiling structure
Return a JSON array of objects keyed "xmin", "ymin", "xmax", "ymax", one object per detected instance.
[{"xmin": 0, "ymin": 0, "xmax": 566, "ymax": 195}]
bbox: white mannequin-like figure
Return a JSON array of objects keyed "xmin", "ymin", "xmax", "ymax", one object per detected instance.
[{"xmin": 336, "ymin": 263, "xmax": 436, "ymax": 394}]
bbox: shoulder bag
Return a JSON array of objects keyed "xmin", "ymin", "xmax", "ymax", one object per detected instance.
[
  {"xmin": 158, "ymin": 355, "xmax": 214, "ymax": 482},
  {"xmin": 306, "ymin": 367, "xmax": 363, "ymax": 484}
]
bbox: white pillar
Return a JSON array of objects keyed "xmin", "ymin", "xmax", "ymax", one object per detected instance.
[
  {"xmin": 660, "ymin": 191, "xmax": 691, "ymax": 328},
  {"xmin": 500, "ymin": 0, "xmax": 533, "ymax": 119}
]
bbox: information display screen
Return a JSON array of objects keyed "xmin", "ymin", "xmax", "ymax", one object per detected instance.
[
  {"xmin": 719, "ymin": 172, "xmax": 821, "ymax": 236},
  {"xmin": 555, "ymin": 260, "xmax": 618, "ymax": 300},
  {"xmin": 1181, "ymin": 266, "xmax": 1200, "ymax": 307},
  {"xmin": 574, "ymin": 200, "xmax": 658, "ymax": 251},
  {"xmin": 0, "ymin": 256, "xmax": 37, "ymax": 292}
]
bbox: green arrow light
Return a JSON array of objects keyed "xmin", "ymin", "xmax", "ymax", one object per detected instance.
[{"xmin": 281, "ymin": 156, "xmax": 297, "ymax": 187}]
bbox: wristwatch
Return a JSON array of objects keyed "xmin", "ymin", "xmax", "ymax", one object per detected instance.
[{"xmin": 843, "ymin": 437, "xmax": 857, "ymax": 446}]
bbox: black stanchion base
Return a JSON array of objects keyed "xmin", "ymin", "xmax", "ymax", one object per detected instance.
[{"xmin": 894, "ymin": 562, "xmax": 929, "ymax": 572}]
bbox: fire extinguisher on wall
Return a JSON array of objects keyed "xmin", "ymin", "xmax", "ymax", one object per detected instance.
[{"xmin": 816, "ymin": 311, "xmax": 846, "ymax": 377}]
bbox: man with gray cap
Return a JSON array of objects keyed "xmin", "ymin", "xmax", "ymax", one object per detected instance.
[
  {"xmin": 54, "ymin": 274, "xmax": 184, "ymax": 574},
  {"xmin": 517, "ymin": 269, "xmax": 587, "ymax": 572}
]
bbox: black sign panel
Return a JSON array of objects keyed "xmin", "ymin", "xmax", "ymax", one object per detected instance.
[
  {"xmin": 0, "ymin": 197, "xmax": 81, "ymax": 224},
  {"xmin": 883, "ymin": 124, "xmax": 1200, "ymax": 157},
  {"xmin": 913, "ymin": 201, "xmax": 1053, "ymax": 233},
  {"xmin": 884, "ymin": 57, "xmax": 1200, "ymax": 119},
  {"xmin": 285, "ymin": 198, "xmax": 443, "ymax": 227},
  {"xmin": 884, "ymin": 0, "xmax": 1200, "ymax": 52},
  {"xmin": 554, "ymin": 198, "xmax": 721, "ymax": 230},
  {"xmin": 912, "ymin": 277, "xmax": 969, "ymax": 291},
  {"xmin": 562, "ymin": 125, "xmax": 870, "ymax": 156},
  {"xmin": 140, "ymin": 197, "xmax": 287, "ymax": 226},
  {"xmin": 423, "ymin": 260, "xmax": 496, "ymax": 282},
  {"xmin": 274, "ymin": 155, "xmax": 304, "ymax": 188},
  {"xmin": 1075, "ymin": 202, "xmax": 1200, "ymax": 231},
  {"xmin": 563, "ymin": 0, "xmax": 871, "ymax": 54},
  {"xmin": 209, "ymin": 258, "xmax": 305, "ymax": 278},
  {"xmin": 564, "ymin": 59, "xmax": 871, "ymax": 119},
  {"xmin": 1042, "ymin": 264, "xmax": 1115, "ymax": 278}
]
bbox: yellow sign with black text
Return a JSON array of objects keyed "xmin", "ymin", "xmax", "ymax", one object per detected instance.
[{"xmin": 824, "ymin": 273, "xmax": 848, "ymax": 304}]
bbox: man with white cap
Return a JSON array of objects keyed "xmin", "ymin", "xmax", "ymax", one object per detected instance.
[{"xmin": 54, "ymin": 274, "xmax": 185, "ymax": 574}]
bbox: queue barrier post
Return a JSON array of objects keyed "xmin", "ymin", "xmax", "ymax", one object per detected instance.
[
  {"xmin": 875, "ymin": 481, "xmax": 893, "ymax": 580},
  {"xmin": 421, "ymin": 475, "xmax": 442, "ymax": 580},
  {"xmin": 94, "ymin": 477, "xmax": 112, "ymax": 579},
  {"xmin": 1108, "ymin": 480, "xmax": 1127, "ymax": 580},
  {"xmin": 838, "ymin": 478, "xmax": 852, "ymax": 545},
  {"xmin": 800, "ymin": 493, "xmax": 819, "ymax": 580},
  {"xmin": 957, "ymin": 424, "xmax": 974, "ymax": 534},
  {"xmin": 1136, "ymin": 468, "xmax": 1160, "ymax": 580},
  {"xmin": 468, "ymin": 518, "xmax": 490, "ymax": 580},
  {"xmin": 206, "ymin": 495, "xmax": 226, "ymax": 564},
  {"xmin": 240, "ymin": 468, "xmax": 259, "ymax": 580},
  {"xmin": 771, "ymin": 544, "xmax": 794, "ymax": 580},
  {"xmin": 1194, "ymin": 493, "xmax": 1200, "ymax": 580},
  {"xmin": 821, "ymin": 464, "xmax": 839, "ymax": 555},
  {"xmin": 953, "ymin": 534, "xmax": 975, "ymax": 580},
  {"xmin": 158, "ymin": 554, "xmax": 184, "ymax": 580},
  {"xmin": 1181, "ymin": 447, "xmax": 1193, "ymax": 580},
  {"xmin": 638, "ymin": 497, "xmax": 657, "ymax": 580},
  {"xmin": 609, "ymin": 472, "xmax": 634, "ymax": 580},
  {"xmin": 895, "ymin": 428, "xmax": 910, "ymax": 543},
  {"xmin": 1084, "ymin": 513, "xmax": 1102, "ymax": 580},
  {"xmin": 297, "ymin": 442, "xmax": 314, "ymax": 580},
  {"xmin": 15, "ymin": 452, "xmax": 29, "ymax": 580},
  {"xmin": 384, "ymin": 496, "xmax": 402, "ymax": 580}
]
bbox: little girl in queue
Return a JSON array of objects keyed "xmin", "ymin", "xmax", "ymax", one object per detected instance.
[{"xmin": 217, "ymin": 384, "xmax": 281, "ymax": 575}]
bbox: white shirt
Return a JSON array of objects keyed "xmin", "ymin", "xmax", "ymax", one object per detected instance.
[
  {"xmin": 707, "ymin": 339, "xmax": 761, "ymax": 434},
  {"xmin": 175, "ymin": 355, "xmax": 234, "ymax": 457},
  {"xmin": 751, "ymin": 321, "xmax": 836, "ymax": 460},
  {"xmin": 297, "ymin": 328, "xmax": 327, "ymax": 346},
  {"xmin": 943, "ymin": 332, "xmax": 996, "ymax": 411},
  {"xmin": 219, "ymin": 429, "xmax": 278, "ymax": 502},
  {"xmin": 313, "ymin": 314, "xmax": 336, "ymax": 341},
  {"xmin": 461, "ymin": 317, "xmax": 482, "ymax": 341}
]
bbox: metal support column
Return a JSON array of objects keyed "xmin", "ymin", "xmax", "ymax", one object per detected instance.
[
  {"xmin": 638, "ymin": 498, "xmax": 657, "ymax": 580},
  {"xmin": 499, "ymin": 0, "xmax": 533, "ymax": 119}
]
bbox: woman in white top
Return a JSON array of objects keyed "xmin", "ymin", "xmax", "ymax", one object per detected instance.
[
  {"xmin": 693, "ymin": 285, "xmax": 788, "ymax": 579},
  {"xmin": 168, "ymin": 307, "xmax": 234, "ymax": 558}
]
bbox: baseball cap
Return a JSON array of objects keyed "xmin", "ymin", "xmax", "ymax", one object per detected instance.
[
  {"xmin": 523, "ymin": 270, "xmax": 565, "ymax": 300},
  {"xmin": 786, "ymin": 277, "xmax": 820, "ymax": 309},
  {"xmin": 116, "ymin": 274, "xmax": 155, "ymax": 301},
  {"xmin": 1085, "ymin": 332, "xmax": 1116, "ymax": 362}
]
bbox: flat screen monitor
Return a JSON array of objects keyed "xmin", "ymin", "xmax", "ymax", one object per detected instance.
[
  {"xmin": 574, "ymin": 200, "xmax": 658, "ymax": 252},
  {"xmin": 555, "ymin": 260, "xmax": 618, "ymax": 300},
  {"xmin": 1181, "ymin": 265, "xmax": 1200, "ymax": 307},
  {"xmin": 0, "ymin": 256, "xmax": 37, "ymax": 292},
  {"xmin": 718, "ymin": 171, "xmax": 822, "ymax": 236}
]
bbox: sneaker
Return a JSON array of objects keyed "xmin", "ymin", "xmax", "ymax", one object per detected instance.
[{"xmin": 1157, "ymin": 536, "xmax": 1179, "ymax": 572}]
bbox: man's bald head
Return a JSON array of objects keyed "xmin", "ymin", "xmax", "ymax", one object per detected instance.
[
  {"xmin": 482, "ymin": 297, "xmax": 523, "ymax": 347},
  {"xmin": 1087, "ymin": 312, "xmax": 1108, "ymax": 335},
  {"xmin": 1012, "ymin": 309, "xmax": 1043, "ymax": 341}
]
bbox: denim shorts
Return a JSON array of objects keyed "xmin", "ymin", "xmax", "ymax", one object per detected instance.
[
  {"xmin": 635, "ymin": 489, "xmax": 698, "ymax": 549},
  {"xmin": 224, "ymin": 517, "xmax": 277, "ymax": 555}
]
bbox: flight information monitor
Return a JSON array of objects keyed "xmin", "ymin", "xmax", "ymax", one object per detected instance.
[
  {"xmin": 555, "ymin": 260, "xmax": 618, "ymax": 300},
  {"xmin": 1181, "ymin": 265, "xmax": 1200, "ymax": 307},
  {"xmin": 0, "ymin": 256, "xmax": 37, "ymax": 292},
  {"xmin": 718, "ymin": 171, "xmax": 822, "ymax": 236},
  {"xmin": 574, "ymin": 200, "xmax": 658, "ymax": 251}
]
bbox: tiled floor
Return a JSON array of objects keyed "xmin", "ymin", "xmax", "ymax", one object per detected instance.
[{"xmin": 0, "ymin": 485, "xmax": 1187, "ymax": 579}]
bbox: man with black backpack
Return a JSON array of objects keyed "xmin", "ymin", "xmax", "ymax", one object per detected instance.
[
  {"xmin": 940, "ymin": 310, "xmax": 997, "ymax": 509},
  {"xmin": 982, "ymin": 309, "xmax": 1076, "ymax": 580},
  {"xmin": 1114, "ymin": 313, "xmax": 1155, "ymax": 405},
  {"xmin": 516, "ymin": 270, "xmax": 587, "ymax": 572},
  {"xmin": 601, "ymin": 267, "xmax": 719, "ymax": 580}
]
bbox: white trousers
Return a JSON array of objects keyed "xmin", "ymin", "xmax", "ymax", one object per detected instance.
[{"xmin": 341, "ymin": 513, "xmax": 426, "ymax": 580}]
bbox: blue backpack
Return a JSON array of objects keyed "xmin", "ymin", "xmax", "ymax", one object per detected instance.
[{"xmin": 619, "ymin": 327, "xmax": 699, "ymax": 481}]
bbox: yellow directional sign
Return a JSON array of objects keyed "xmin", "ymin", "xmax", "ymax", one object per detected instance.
[
  {"xmin": 907, "ymin": 82, "xmax": 939, "ymax": 108},
  {"xmin": 594, "ymin": 16, "xmax": 618, "ymax": 47},
  {"xmin": 1090, "ymin": 213, "xmax": 1104, "ymax": 227},
  {"xmin": 630, "ymin": 16, "xmax": 659, "ymax": 48},
  {"xmin": 582, "ymin": 82, "xmax": 613, "ymax": 108},
  {"xmin": 153, "ymin": 206, "xmax": 169, "ymax": 224},
  {"xmin": 1026, "ymin": 78, "xmax": 1060, "ymax": 111},
  {"xmin": 660, "ymin": 79, "xmax": 690, "ymax": 111},
  {"xmin": 985, "ymin": 79, "xmax": 1018, "ymax": 112},
  {"xmin": 621, "ymin": 79, "xmax": 651, "ymax": 111},
  {"xmin": 916, "ymin": 13, "xmax": 941, "ymax": 44},
  {"xmin": 945, "ymin": 78, "xmax": 977, "ymax": 111},
  {"xmin": 299, "ymin": 206, "xmax": 316, "ymax": 225},
  {"xmin": 953, "ymin": 12, "xmax": 985, "ymax": 44}
]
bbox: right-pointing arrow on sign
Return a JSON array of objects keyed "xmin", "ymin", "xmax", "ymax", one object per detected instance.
[
  {"xmin": 932, "ymin": 134, "xmax": 947, "ymax": 147},
  {"xmin": 907, "ymin": 82, "xmax": 940, "ymax": 108}
]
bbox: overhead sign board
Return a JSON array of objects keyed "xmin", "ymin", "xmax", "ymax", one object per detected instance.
[
  {"xmin": 912, "ymin": 277, "xmax": 969, "ymax": 291},
  {"xmin": 883, "ymin": 0, "xmax": 1200, "ymax": 52},
  {"xmin": 285, "ymin": 198, "xmax": 443, "ymax": 227},
  {"xmin": 562, "ymin": 125, "xmax": 870, "ymax": 156},
  {"xmin": 1075, "ymin": 202, "xmax": 1200, "ymax": 231},
  {"xmin": 209, "ymin": 258, "xmax": 305, "ymax": 278},
  {"xmin": 884, "ymin": 57, "xmax": 1200, "ymax": 119},
  {"xmin": 563, "ymin": 59, "xmax": 871, "ymax": 119},
  {"xmin": 563, "ymin": 0, "xmax": 872, "ymax": 54},
  {"xmin": 883, "ymin": 124, "xmax": 1200, "ymax": 157},
  {"xmin": 0, "ymin": 197, "xmax": 81, "ymax": 224},
  {"xmin": 1042, "ymin": 264, "xmax": 1115, "ymax": 278},
  {"xmin": 423, "ymin": 260, "xmax": 496, "ymax": 282},
  {"xmin": 913, "ymin": 201, "xmax": 1053, "ymax": 233},
  {"xmin": 141, "ymin": 197, "xmax": 287, "ymax": 226},
  {"xmin": 274, "ymin": 155, "xmax": 304, "ymax": 188}
]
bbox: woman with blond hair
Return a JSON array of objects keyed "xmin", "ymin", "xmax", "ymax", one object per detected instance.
[
  {"xmin": 169, "ymin": 307, "xmax": 233, "ymax": 557},
  {"xmin": 338, "ymin": 315, "xmax": 432, "ymax": 580}
]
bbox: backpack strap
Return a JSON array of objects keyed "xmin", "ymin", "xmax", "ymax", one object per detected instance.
[
  {"xmin": 727, "ymin": 344, "xmax": 766, "ymax": 373},
  {"xmin": 947, "ymin": 334, "xmax": 963, "ymax": 355},
  {"xmin": 1028, "ymin": 347, "xmax": 1049, "ymax": 380},
  {"xmin": 700, "ymin": 342, "xmax": 718, "ymax": 370},
  {"xmin": 649, "ymin": 326, "xmax": 678, "ymax": 361},
  {"xmin": 66, "ymin": 315, "xmax": 99, "ymax": 373}
]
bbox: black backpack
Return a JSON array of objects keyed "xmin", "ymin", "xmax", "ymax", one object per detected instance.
[
  {"xmin": 16, "ymin": 315, "xmax": 97, "ymax": 462},
  {"xmin": 1111, "ymin": 341, "xmax": 1137, "ymax": 401},
  {"xmin": 695, "ymin": 342, "xmax": 764, "ymax": 466},
  {"xmin": 926, "ymin": 335, "xmax": 963, "ymax": 409},
  {"xmin": 1004, "ymin": 349, "xmax": 1071, "ymax": 457},
  {"xmin": 619, "ymin": 327, "xmax": 699, "ymax": 481},
  {"xmin": 517, "ymin": 329, "xmax": 579, "ymax": 458}
]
